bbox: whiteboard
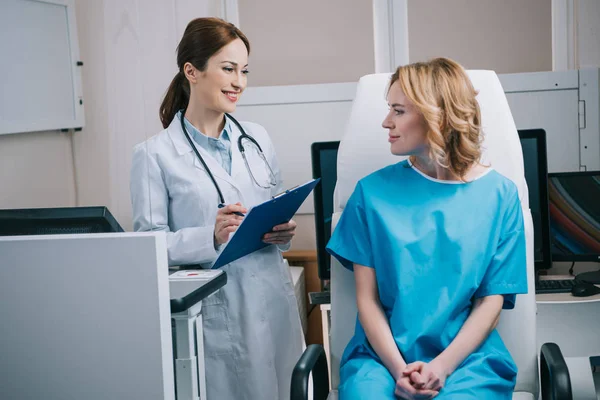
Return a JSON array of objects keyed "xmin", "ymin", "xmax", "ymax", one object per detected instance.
[{"xmin": 0, "ymin": 0, "xmax": 84, "ymax": 135}]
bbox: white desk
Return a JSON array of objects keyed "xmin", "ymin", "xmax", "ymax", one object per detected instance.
[
  {"xmin": 169, "ymin": 270, "xmax": 227, "ymax": 400},
  {"xmin": 536, "ymin": 276, "xmax": 600, "ymax": 357},
  {"xmin": 172, "ymin": 300, "xmax": 206, "ymax": 400},
  {"xmin": 0, "ymin": 233, "xmax": 177, "ymax": 400},
  {"xmin": 320, "ymin": 303, "xmax": 332, "ymax": 390},
  {"xmin": 290, "ymin": 266, "xmax": 308, "ymax": 335}
]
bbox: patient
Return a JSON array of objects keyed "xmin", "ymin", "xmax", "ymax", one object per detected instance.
[{"xmin": 327, "ymin": 58, "xmax": 528, "ymax": 399}]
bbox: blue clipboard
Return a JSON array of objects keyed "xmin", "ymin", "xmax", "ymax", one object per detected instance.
[{"xmin": 211, "ymin": 178, "xmax": 320, "ymax": 269}]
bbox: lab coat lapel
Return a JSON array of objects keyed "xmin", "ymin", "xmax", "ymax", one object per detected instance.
[
  {"xmin": 166, "ymin": 116, "xmax": 241, "ymax": 194},
  {"xmin": 189, "ymin": 141, "xmax": 226, "ymax": 179}
]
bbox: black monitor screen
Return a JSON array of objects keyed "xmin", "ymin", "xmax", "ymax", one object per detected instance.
[
  {"xmin": 518, "ymin": 129, "xmax": 551, "ymax": 270},
  {"xmin": 311, "ymin": 141, "xmax": 339, "ymax": 281},
  {"xmin": 548, "ymin": 171, "xmax": 600, "ymax": 261},
  {"xmin": 0, "ymin": 207, "xmax": 124, "ymax": 236}
]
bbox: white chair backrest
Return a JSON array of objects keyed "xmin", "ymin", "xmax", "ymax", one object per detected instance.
[{"xmin": 329, "ymin": 71, "xmax": 538, "ymax": 396}]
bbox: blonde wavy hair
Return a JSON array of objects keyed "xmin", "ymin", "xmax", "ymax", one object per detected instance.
[{"xmin": 390, "ymin": 57, "xmax": 483, "ymax": 179}]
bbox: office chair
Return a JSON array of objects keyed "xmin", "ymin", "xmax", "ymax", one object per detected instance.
[{"xmin": 291, "ymin": 71, "xmax": 572, "ymax": 399}]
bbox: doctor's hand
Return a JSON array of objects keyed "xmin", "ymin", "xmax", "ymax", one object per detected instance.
[
  {"xmin": 214, "ymin": 203, "xmax": 247, "ymax": 245},
  {"xmin": 262, "ymin": 219, "xmax": 297, "ymax": 245}
]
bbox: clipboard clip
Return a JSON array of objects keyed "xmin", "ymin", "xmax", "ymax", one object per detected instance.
[{"xmin": 272, "ymin": 184, "xmax": 301, "ymax": 199}]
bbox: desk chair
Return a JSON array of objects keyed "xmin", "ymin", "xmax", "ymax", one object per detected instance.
[{"xmin": 291, "ymin": 71, "xmax": 573, "ymax": 400}]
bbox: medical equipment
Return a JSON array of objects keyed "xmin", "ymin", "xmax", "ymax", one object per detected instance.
[{"xmin": 179, "ymin": 111, "xmax": 277, "ymax": 206}]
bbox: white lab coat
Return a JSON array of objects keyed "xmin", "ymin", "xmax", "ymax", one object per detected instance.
[{"xmin": 130, "ymin": 116, "xmax": 303, "ymax": 400}]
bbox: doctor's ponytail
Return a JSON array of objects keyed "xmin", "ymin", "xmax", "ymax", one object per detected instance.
[
  {"xmin": 159, "ymin": 17, "xmax": 250, "ymax": 128},
  {"xmin": 160, "ymin": 71, "xmax": 189, "ymax": 128}
]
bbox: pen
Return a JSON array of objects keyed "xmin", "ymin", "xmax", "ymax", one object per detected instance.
[{"xmin": 218, "ymin": 203, "xmax": 245, "ymax": 217}]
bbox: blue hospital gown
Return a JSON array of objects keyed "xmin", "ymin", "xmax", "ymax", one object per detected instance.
[{"xmin": 327, "ymin": 160, "xmax": 528, "ymax": 399}]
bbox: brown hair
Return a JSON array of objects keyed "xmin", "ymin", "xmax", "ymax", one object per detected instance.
[
  {"xmin": 159, "ymin": 17, "xmax": 250, "ymax": 128},
  {"xmin": 390, "ymin": 57, "xmax": 482, "ymax": 179}
]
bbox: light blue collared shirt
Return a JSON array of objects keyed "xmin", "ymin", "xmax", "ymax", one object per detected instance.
[{"xmin": 179, "ymin": 111, "xmax": 233, "ymax": 175}]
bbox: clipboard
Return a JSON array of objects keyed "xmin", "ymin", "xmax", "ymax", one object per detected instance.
[{"xmin": 211, "ymin": 178, "xmax": 320, "ymax": 269}]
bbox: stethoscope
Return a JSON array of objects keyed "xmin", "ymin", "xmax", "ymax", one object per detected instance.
[{"xmin": 180, "ymin": 110, "xmax": 277, "ymax": 207}]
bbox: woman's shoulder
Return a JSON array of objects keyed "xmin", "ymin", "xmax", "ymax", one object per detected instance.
[
  {"xmin": 482, "ymin": 169, "xmax": 520, "ymax": 198},
  {"xmin": 359, "ymin": 159, "xmax": 411, "ymax": 186},
  {"xmin": 349, "ymin": 160, "xmax": 411, "ymax": 203}
]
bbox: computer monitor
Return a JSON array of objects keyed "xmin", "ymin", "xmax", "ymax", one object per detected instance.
[
  {"xmin": 0, "ymin": 206, "xmax": 124, "ymax": 236},
  {"xmin": 311, "ymin": 141, "xmax": 339, "ymax": 281},
  {"xmin": 548, "ymin": 171, "xmax": 600, "ymax": 262},
  {"xmin": 518, "ymin": 129, "xmax": 552, "ymax": 271}
]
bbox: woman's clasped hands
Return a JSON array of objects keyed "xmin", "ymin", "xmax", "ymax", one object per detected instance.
[{"xmin": 395, "ymin": 360, "xmax": 449, "ymax": 400}]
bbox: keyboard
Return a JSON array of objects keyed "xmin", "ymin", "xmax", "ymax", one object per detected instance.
[{"xmin": 535, "ymin": 278, "xmax": 580, "ymax": 294}]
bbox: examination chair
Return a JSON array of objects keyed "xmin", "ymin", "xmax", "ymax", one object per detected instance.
[{"xmin": 291, "ymin": 71, "xmax": 573, "ymax": 400}]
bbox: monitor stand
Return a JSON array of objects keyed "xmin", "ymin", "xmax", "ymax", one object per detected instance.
[{"xmin": 576, "ymin": 268, "xmax": 600, "ymax": 284}]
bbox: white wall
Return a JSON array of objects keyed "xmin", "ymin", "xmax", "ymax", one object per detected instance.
[
  {"xmin": 0, "ymin": 131, "xmax": 75, "ymax": 209},
  {"xmin": 73, "ymin": 0, "xmax": 111, "ymax": 209},
  {"xmin": 577, "ymin": 0, "xmax": 600, "ymax": 68},
  {"xmin": 238, "ymin": 0, "xmax": 375, "ymax": 86},
  {"xmin": 407, "ymin": 0, "xmax": 553, "ymax": 73}
]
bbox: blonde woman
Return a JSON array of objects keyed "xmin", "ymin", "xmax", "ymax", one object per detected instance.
[{"xmin": 327, "ymin": 58, "xmax": 527, "ymax": 399}]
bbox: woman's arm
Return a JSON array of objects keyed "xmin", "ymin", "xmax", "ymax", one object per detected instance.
[
  {"xmin": 354, "ymin": 264, "xmax": 407, "ymax": 380},
  {"xmin": 405, "ymin": 294, "xmax": 504, "ymax": 390},
  {"xmin": 434, "ymin": 294, "xmax": 504, "ymax": 374}
]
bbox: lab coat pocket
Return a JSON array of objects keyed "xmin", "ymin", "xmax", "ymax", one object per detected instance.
[
  {"xmin": 168, "ymin": 182, "xmax": 215, "ymax": 226},
  {"xmin": 201, "ymin": 289, "xmax": 234, "ymax": 356},
  {"xmin": 201, "ymin": 288, "xmax": 224, "ymax": 320}
]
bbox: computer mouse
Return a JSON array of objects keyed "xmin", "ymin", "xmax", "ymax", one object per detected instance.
[{"xmin": 571, "ymin": 282, "xmax": 600, "ymax": 297}]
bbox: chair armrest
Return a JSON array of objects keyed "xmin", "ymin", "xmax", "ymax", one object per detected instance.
[
  {"xmin": 291, "ymin": 344, "xmax": 330, "ymax": 400},
  {"xmin": 540, "ymin": 342, "xmax": 572, "ymax": 400}
]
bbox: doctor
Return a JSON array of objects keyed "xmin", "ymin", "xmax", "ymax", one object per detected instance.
[{"xmin": 130, "ymin": 17, "xmax": 303, "ymax": 400}]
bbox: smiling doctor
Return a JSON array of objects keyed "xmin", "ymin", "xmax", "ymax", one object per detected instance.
[{"xmin": 130, "ymin": 17, "xmax": 303, "ymax": 400}]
